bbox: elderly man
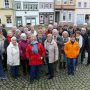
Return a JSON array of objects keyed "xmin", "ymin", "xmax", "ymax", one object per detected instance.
[
  {"xmin": 81, "ymin": 28, "xmax": 88, "ymax": 64},
  {"xmin": 83, "ymin": 23, "xmax": 89, "ymax": 34}
]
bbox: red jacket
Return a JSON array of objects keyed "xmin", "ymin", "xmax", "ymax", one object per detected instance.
[
  {"xmin": 18, "ymin": 40, "xmax": 28, "ymax": 60},
  {"xmin": 26, "ymin": 43, "xmax": 45, "ymax": 66}
]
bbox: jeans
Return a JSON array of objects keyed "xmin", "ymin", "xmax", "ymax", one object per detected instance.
[
  {"xmin": 10, "ymin": 66, "xmax": 19, "ymax": 78},
  {"xmin": 67, "ymin": 58, "xmax": 76, "ymax": 75},
  {"xmin": 30, "ymin": 65, "xmax": 40, "ymax": 81},
  {"xmin": 87, "ymin": 52, "xmax": 90, "ymax": 65},
  {"xmin": 0, "ymin": 54, "xmax": 6, "ymax": 78}
]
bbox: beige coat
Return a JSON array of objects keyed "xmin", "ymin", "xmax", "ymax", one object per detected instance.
[{"xmin": 44, "ymin": 40, "xmax": 58, "ymax": 63}]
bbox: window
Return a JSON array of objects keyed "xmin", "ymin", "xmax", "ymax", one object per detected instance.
[
  {"xmin": 78, "ymin": 2, "xmax": 81, "ymax": 8},
  {"xmin": 15, "ymin": 2, "xmax": 21, "ymax": 10},
  {"xmin": 40, "ymin": 15, "xmax": 44, "ymax": 24},
  {"xmin": 44, "ymin": 3, "xmax": 49, "ymax": 9},
  {"xmin": 39, "ymin": 3, "xmax": 44, "ymax": 9},
  {"xmin": 6, "ymin": 16, "xmax": 12, "ymax": 23},
  {"xmin": 84, "ymin": 2, "xmax": 87, "ymax": 8},
  {"xmin": 23, "ymin": 2, "xmax": 38, "ymax": 10},
  {"xmin": 49, "ymin": 15, "xmax": 53, "ymax": 20},
  {"xmin": 39, "ymin": 3, "xmax": 53, "ymax": 9},
  {"xmin": 63, "ymin": 0, "xmax": 68, "ymax": 4},
  {"xmin": 23, "ymin": 2, "xmax": 29, "ymax": 10},
  {"xmin": 29, "ymin": 4, "xmax": 33, "ymax": 10},
  {"xmin": 77, "ymin": 14, "xmax": 84, "ymax": 25},
  {"xmin": 63, "ymin": 11, "xmax": 67, "ymax": 21},
  {"xmin": 4, "ymin": 0, "xmax": 9, "ymax": 8},
  {"xmin": 70, "ymin": 0, "xmax": 73, "ymax": 4},
  {"xmin": 33, "ymin": 4, "xmax": 38, "ymax": 10},
  {"xmin": 49, "ymin": 3, "xmax": 53, "ymax": 8},
  {"xmin": 68, "ymin": 12, "xmax": 72, "ymax": 21},
  {"xmin": 49, "ymin": 15, "xmax": 53, "ymax": 24}
]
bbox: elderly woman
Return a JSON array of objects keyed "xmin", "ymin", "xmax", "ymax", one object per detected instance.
[
  {"xmin": 76, "ymin": 30, "xmax": 83, "ymax": 64},
  {"xmin": 7, "ymin": 37, "xmax": 20, "ymax": 78},
  {"xmin": 52, "ymin": 29, "xmax": 64, "ymax": 70},
  {"xmin": 18, "ymin": 33, "xmax": 29, "ymax": 76},
  {"xmin": 15, "ymin": 29, "xmax": 21, "ymax": 42},
  {"xmin": 44, "ymin": 34, "xmax": 58, "ymax": 79},
  {"xmin": 4, "ymin": 31, "xmax": 13, "ymax": 71},
  {"xmin": 0, "ymin": 30, "xmax": 7, "ymax": 80},
  {"xmin": 64, "ymin": 34, "xmax": 80, "ymax": 75},
  {"xmin": 61, "ymin": 31, "xmax": 70, "ymax": 69},
  {"xmin": 37, "ymin": 30, "xmax": 46, "ymax": 45},
  {"xmin": 26, "ymin": 35, "xmax": 45, "ymax": 84},
  {"xmin": 46, "ymin": 24, "xmax": 53, "ymax": 35}
]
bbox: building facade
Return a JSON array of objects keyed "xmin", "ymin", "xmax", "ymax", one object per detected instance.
[
  {"xmin": 14, "ymin": 0, "xmax": 54, "ymax": 27},
  {"xmin": 55, "ymin": 0, "xmax": 75, "ymax": 25},
  {"xmin": 39, "ymin": 0, "xmax": 54, "ymax": 25},
  {"xmin": 14, "ymin": 0, "xmax": 39, "ymax": 27},
  {"xmin": 75, "ymin": 0, "xmax": 90, "ymax": 25},
  {"xmin": 0, "ymin": 0, "xmax": 15, "ymax": 27}
]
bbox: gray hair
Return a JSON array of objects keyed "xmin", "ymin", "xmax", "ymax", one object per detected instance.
[{"xmin": 20, "ymin": 33, "xmax": 27, "ymax": 40}]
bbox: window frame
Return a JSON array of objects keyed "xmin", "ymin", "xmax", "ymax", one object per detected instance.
[
  {"xmin": 4, "ymin": 0, "xmax": 9, "ymax": 8},
  {"xmin": 6, "ymin": 16, "xmax": 12, "ymax": 24},
  {"xmin": 78, "ymin": 2, "xmax": 82, "ymax": 8},
  {"xmin": 15, "ymin": 1, "xmax": 21, "ymax": 10},
  {"xmin": 84, "ymin": 2, "xmax": 87, "ymax": 8}
]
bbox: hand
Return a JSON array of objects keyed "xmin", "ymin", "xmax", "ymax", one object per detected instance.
[{"xmin": 41, "ymin": 57, "xmax": 43, "ymax": 60}]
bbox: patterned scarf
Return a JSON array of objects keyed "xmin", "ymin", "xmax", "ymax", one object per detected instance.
[{"xmin": 31, "ymin": 41, "xmax": 38, "ymax": 54}]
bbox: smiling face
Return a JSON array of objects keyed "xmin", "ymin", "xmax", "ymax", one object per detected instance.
[
  {"xmin": 47, "ymin": 34, "xmax": 53, "ymax": 43},
  {"xmin": 12, "ymin": 39, "xmax": 17, "ymax": 45},
  {"xmin": 70, "ymin": 36, "xmax": 75, "ymax": 42},
  {"xmin": 8, "ymin": 32, "xmax": 13, "ymax": 37},
  {"xmin": 30, "ymin": 35, "xmax": 37, "ymax": 42}
]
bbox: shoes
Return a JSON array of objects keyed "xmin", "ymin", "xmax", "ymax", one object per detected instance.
[
  {"xmin": 48, "ymin": 76, "xmax": 53, "ymax": 79},
  {"xmin": 86, "ymin": 63, "xmax": 90, "ymax": 66},
  {"xmin": 0, "ymin": 77, "xmax": 7, "ymax": 80},
  {"xmin": 45, "ymin": 73, "xmax": 49, "ymax": 76}
]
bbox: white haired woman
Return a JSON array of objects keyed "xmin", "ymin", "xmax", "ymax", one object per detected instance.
[
  {"xmin": 52, "ymin": 29, "xmax": 64, "ymax": 70},
  {"xmin": 4, "ymin": 31, "xmax": 13, "ymax": 71},
  {"xmin": 44, "ymin": 34, "xmax": 58, "ymax": 79},
  {"xmin": 7, "ymin": 37, "xmax": 20, "ymax": 78},
  {"xmin": 18, "ymin": 33, "xmax": 29, "ymax": 76}
]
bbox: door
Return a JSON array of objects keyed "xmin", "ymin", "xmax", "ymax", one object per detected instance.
[
  {"xmin": 44, "ymin": 15, "xmax": 49, "ymax": 25},
  {"xmin": 55, "ymin": 11, "xmax": 60, "ymax": 23}
]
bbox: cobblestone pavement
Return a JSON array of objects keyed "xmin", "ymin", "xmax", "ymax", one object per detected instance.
[{"xmin": 0, "ymin": 57, "xmax": 90, "ymax": 90}]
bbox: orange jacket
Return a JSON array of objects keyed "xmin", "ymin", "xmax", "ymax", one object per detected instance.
[{"xmin": 64, "ymin": 40, "xmax": 80, "ymax": 58}]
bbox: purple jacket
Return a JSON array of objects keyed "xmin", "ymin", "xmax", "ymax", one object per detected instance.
[{"xmin": 18, "ymin": 40, "xmax": 28, "ymax": 60}]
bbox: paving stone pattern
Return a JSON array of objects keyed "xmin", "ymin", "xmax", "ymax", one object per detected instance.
[{"xmin": 0, "ymin": 57, "xmax": 90, "ymax": 90}]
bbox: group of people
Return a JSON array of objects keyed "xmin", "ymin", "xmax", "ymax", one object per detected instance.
[{"xmin": 0, "ymin": 23, "xmax": 90, "ymax": 84}]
